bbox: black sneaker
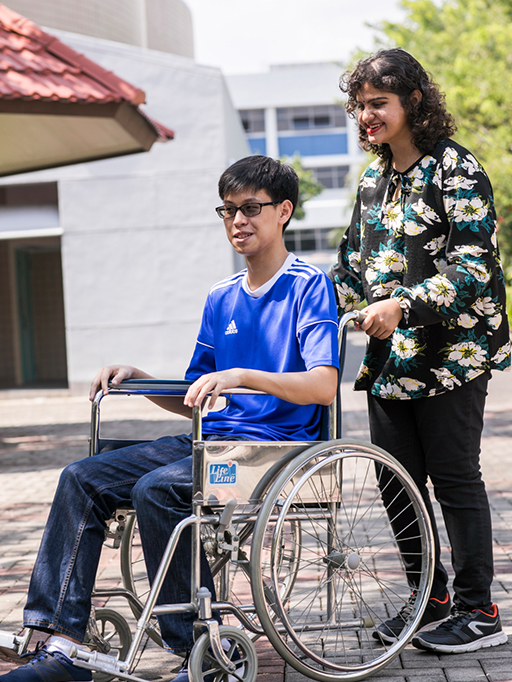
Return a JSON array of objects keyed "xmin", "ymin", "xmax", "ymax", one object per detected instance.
[
  {"xmin": 412, "ymin": 603, "xmax": 508, "ymax": 654},
  {"xmin": 0, "ymin": 646, "xmax": 92, "ymax": 681},
  {"xmin": 373, "ymin": 590, "xmax": 451, "ymax": 644}
]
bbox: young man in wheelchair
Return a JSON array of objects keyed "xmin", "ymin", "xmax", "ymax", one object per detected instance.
[{"xmin": 0, "ymin": 156, "xmax": 340, "ymax": 682}]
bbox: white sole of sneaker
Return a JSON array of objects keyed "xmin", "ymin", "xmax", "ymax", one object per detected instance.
[{"xmin": 413, "ymin": 630, "xmax": 508, "ymax": 654}]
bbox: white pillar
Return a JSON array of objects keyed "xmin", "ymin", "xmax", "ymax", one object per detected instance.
[{"xmin": 265, "ymin": 108, "xmax": 279, "ymax": 158}]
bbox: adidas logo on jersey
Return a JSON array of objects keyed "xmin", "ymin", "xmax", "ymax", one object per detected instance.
[{"xmin": 225, "ymin": 320, "xmax": 238, "ymax": 335}]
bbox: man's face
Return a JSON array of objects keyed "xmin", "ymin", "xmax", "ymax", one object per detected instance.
[{"xmin": 220, "ymin": 189, "xmax": 291, "ymax": 259}]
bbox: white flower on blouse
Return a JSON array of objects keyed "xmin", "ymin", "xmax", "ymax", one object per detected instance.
[
  {"xmin": 336, "ymin": 282, "xmax": 360, "ymax": 311},
  {"xmin": 492, "ymin": 342, "xmax": 511, "ymax": 364},
  {"xmin": 424, "ymin": 235, "xmax": 447, "ymax": 255},
  {"xmin": 443, "ymin": 147, "xmax": 459, "ymax": 171},
  {"xmin": 379, "ymin": 382, "xmax": 409, "ymax": 399},
  {"xmin": 411, "ymin": 284, "xmax": 429, "ymax": 303},
  {"xmin": 409, "ymin": 167, "xmax": 425, "ymax": 191},
  {"xmin": 433, "ymin": 257, "xmax": 448, "ymax": 272},
  {"xmin": 348, "ymin": 250, "xmax": 361, "ymax": 273},
  {"xmin": 382, "ymin": 204, "xmax": 404, "ymax": 235},
  {"xmin": 398, "ymin": 377, "xmax": 426, "ymax": 392},
  {"xmin": 461, "ymin": 154, "xmax": 480, "ymax": 175},
  {"xmin": 465, "ymin": 262, "xmax": 491, "ymax": 284},
  {"xmin": 472, "ymin": 296, "xmax": 496, "ymax": 316},
  {"xmin": 448, "ymin": 197, "xmax": 488, "ymax": 222},
  {"xmin": 457, "ymin": 313, "xmax": 478, "ymax": 328},
  {"xmin": 371, "ymin": 280, "xmax": 400, "ymax": 297},
  {"xmin": 427, "ymin": 275, "xmax": 457, "ymax": 307},
  {"xmin": 433, "ymin": 167, "xmax": 443, "ymax": 190},
  {"xmin": 448, "ymin": 341, "xmax": 487, "ymax": 367},
  {"xmin": 361, "ymin": 175, "xmax": 377, "ymax": 189},
  {"xmin": 444, "ymin": 175, "xmax": 478, "ymax": 191},
  {"xmin": 373, "ymin": 249, "xmax": 405, "ymax": 273},
  {"xmin": 451, "ymin": 245, "xmax": 488, "ymax": 258},
  {"xmin": 487, "ymin": 313, "xmax": 502, "ymax": 330},
  {"xmin": 404, "ymin": 220, "xmax": 427, "ymax": 236},
  {"xmin": 365, "ymin": 267, "xmax": 379, "ymax": 284},
  {"xmin": 392, "ymin": 332, "xmax": 419, "ymax": 359},
  {"xmin": 411, "ymin": 198, "xmax": 441, "ymax": 225},
  {"xmin": 466, "ymin": 368, "xmax": 485, "ymax": 380},
  {"xmin": 356, "ymin": 363, "xmax": 371, "ymax": 381},
  {"xmin": 431, "ymin": 367, "xmax": 462, "ymax": 389}
]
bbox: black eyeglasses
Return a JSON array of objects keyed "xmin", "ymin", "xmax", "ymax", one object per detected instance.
[{"xmin": 215, "ymin": 201, "xmax": 279, "ymax": 219}]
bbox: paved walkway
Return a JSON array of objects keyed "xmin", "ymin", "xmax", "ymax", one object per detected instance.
[{"xmin": 0, "ymin": 335, "xmax": 511, "ymax": 682}]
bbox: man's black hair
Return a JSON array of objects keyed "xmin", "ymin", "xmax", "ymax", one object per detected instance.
[{"xmin": 218, "ymin": 155, "xmax": 299, "ymax": 231}]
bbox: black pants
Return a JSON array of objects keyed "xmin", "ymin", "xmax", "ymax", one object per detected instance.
[{"xmin": 367, "ymin": 372, "xmax": 493, "ymax": 610}]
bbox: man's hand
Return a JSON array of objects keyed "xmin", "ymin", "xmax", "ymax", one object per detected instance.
[
  {"xmin": 360, "ymin": 299, "xmax": 403, "ymax": 340},
  {"xmin": 184, "ymin": 369, "xmax": 245, "ymax": 410},
  {"xmin": 89, "ymin": 365, "xmax": 139, "ymax": 401}
]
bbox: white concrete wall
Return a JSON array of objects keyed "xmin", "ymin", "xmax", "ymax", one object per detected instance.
[
  {"xmin": 0, "ymin": 34, "xmax": 249, "ymax": 390},
  {"xmin": 5, "ymin": 0, "xmax": 194, "ymax": 58}
]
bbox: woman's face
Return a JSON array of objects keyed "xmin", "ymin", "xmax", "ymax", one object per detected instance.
[{"xmin": 356, "ymin": 83, "xmax": 414, "ymax": 152}]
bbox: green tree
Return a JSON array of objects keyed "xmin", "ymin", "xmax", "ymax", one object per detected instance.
[
  {"xmin": 369, "ymin": 0, "xmax": 512, "ymax": 314},
  {"xmin": 281, "ymin": 155, "xmax": 324, "ymax": 220}
]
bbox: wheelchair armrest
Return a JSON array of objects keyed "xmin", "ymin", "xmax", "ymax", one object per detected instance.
[
  {"xmin": 106, "ymin": 379, "xmax": 266, "ymax": 397},
  {"xmin": 90, "ymin": 381, "xmax": 268, "ymax": 457},
  {"xmin": 90, "ymin": 313, "xmax": 363, "ymax": 456}
]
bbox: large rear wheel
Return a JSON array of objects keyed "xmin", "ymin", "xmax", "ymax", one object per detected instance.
[{"xmin": 251, "ymin": 440, "xmax": 434, "ymax": 682}]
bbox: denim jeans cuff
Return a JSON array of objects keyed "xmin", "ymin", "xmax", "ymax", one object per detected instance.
[{"xmin": 23, "ymin": 619, "xmax": 84, "ymax": 643}]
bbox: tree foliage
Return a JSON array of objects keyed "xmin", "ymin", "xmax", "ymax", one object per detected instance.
[
  {"xmin": 368, "ymin": 0, "xmax": 512, "ymax": 313},
  {"xmin": 281, "ymin": 155, "xmax": 324, "ymax": 221}
]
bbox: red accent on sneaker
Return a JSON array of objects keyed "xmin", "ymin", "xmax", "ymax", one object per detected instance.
[
  {"xmin": 430, "ymin": 592, "xmax": 450, "ymax": 605},
  {"xmin": 476, "ymin": 604, "xmax": 498, "ymax": 618}
]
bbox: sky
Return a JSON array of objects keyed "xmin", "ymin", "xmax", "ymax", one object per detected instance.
[{"xmin": 184, "ymin": 0, "xmax": 406, "ymax": 75}]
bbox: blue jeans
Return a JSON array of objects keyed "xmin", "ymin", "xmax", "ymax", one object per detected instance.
[{"xmin": 23, "ymin": 434, "xmax": 223, "ymax": 654}]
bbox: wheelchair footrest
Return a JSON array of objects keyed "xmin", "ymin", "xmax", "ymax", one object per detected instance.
[
  {"xmin": 70, "ymin": 648, "xmax": 148, "ymax": 682},
  {"xmin": 0, "ymin": 629, "xmax": 32, "ymax": 663}
]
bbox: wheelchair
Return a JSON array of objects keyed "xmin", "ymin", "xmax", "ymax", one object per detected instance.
[{"xmin": 0, "ymin": 311, "xmax": 434, "ymax": 682}]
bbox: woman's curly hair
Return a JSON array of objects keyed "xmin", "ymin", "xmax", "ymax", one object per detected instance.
[{"xmin": 340, "ymin": 48, "xmax": 457, "ymax": 163}]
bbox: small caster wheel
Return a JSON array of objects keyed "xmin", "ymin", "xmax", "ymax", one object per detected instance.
[{"xmin": 189, "ymin": 625, "xmax": 257, "ymax": 682}]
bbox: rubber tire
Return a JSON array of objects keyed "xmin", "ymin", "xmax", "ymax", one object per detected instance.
[
  {"xmin": 250, "ymin": 439, "xmax": 434, "ymax": 682},
  {"xmin": 188, "ymin": 625, "xmax": 258, "ymax": 682}
]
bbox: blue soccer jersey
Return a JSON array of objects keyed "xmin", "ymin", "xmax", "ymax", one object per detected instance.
[{"xmin": 185, "ymin": 254, "xmax": 340, "ymax": 441}]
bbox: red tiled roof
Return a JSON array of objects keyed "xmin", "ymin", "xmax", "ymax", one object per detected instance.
[{"xmin": 0, "ymin": 3, "xmax": 173, "ymax": 141}]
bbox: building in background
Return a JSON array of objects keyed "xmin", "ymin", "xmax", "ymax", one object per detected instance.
[
  {"xmin": 0, "ymin": 2, "xmax": 248, "ymax": 392},
  {"xmin": 226, "ymin": 63, "xmax": 365, "ymax": 270},
  {"xmin": 1, "ymin": 0, "xmax": 194, "ymax": 57}
]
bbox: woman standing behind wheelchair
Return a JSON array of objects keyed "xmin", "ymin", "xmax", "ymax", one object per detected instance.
[{"xmin": 329, "ymin": 47, "xmax": 510, "ymax": 654}]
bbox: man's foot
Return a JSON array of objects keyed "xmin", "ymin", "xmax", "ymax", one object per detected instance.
[
  {"xmin": 373, "ymin": 590, "xmax": 451, "ymax": 644},
  {"xmin": 0, "ymin": 646, "xmax": 92, "ymax": 681},
  {"xmin": 412, "ymin": 604, "xmax": 508, "ymax": 654}
]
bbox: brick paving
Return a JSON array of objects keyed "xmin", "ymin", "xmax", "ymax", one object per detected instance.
[{"xmin": 0, "ymin": 344, "xmax": 511, "ymax": 682}]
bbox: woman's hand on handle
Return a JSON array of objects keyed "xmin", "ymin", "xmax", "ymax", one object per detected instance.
[{"xmin": 360, "ymin": 299, "xmax": 403, "ymax": 340}]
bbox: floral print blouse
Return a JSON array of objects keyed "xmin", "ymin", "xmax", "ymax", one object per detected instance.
[{"xmin": 329, "ymin": 139, "xmax": 511, "ymax": 399}]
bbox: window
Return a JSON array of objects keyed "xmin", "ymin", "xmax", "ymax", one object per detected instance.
[
  {"xmin": 0, "ymin": 183, "xmax": 58, "ymax": 206},
  {"xmin": 277, "ymin": 105, "xmax": 346, "ymax": 131},
  {"xmin": 247, "ymin": 138, "xmax": 267, "ymax": 155},
  {"xmin": 278, "ymin": 134, "xmax": 347, "ymax": 157},
  {"xmin": 239, "ymin": 109, "xmax": 265, "ymax": 134},
  {"xmin": 306, "ymin": 166, "xmax": 349, "ymax": 189},
  {"xmin": 284, "ymin": 227, "xmax": 336, "ymax": 253}
]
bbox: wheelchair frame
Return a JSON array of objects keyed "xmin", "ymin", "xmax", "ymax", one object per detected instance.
[{"xmin": 0, "ymin": 312, "xmax": 435, "ymax": 682}]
